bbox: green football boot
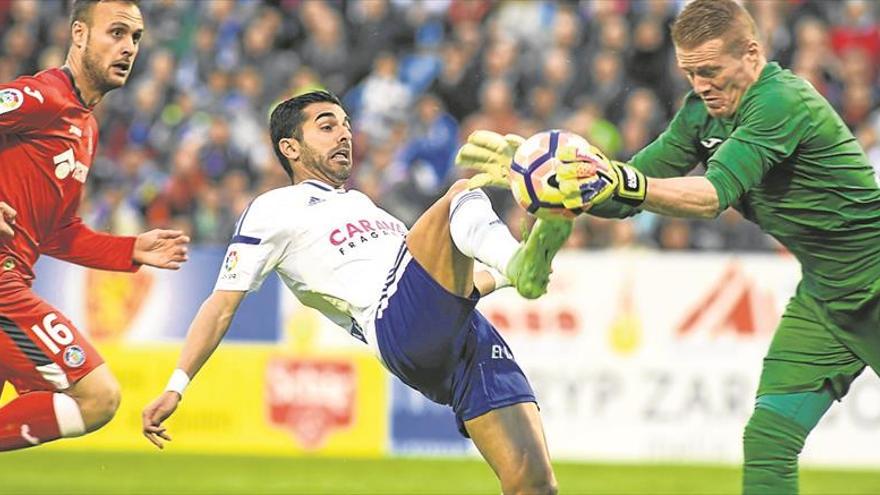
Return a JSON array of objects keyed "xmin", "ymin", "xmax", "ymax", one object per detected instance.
[{"xmin": 506, "ymin": 218, "xmax": 573, "ymax": 299}]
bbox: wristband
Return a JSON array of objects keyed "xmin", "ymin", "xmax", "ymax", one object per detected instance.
[
  {"xmin": 165, "ymin": 368, "xmax": 190, "ymax": 396},
  {"xmin": 612, "ymin": 161, "xmax": 647, "ymax": 206}
]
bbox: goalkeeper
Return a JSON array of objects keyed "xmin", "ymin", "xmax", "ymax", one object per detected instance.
[{"xmin": 456, "ymin": 0, "xmax": 880, "ymax": 493}]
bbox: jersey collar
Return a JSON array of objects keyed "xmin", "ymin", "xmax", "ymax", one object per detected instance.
[
  {"xmin": 302, "ymin": 179, "xmax": 346, "ymax": 192},
  {"xmin": 718, "ymin": 62, "xmax": 780, "ymax": 123},
  {"xmin": 758, "ymin": 61, "xmax": 781, "ymax": 82},
  {"xmin": 59, "ymin": 66, "xmax": 91, "ymax": 109}
]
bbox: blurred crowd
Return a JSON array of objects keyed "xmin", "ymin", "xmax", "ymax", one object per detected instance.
[{"xmin": 2, "ymin": 0, "xmax": 879, "ymax": 251}]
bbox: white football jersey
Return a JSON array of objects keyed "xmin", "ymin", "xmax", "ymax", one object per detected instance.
[{"xmin": 214, "ymin": 179, "xmax": 408, "ymax": 345}]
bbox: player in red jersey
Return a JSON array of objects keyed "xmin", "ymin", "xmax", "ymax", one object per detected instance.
[{"xmin": 0, "ymin": 0, "xmax": 189, "ymax": 450}]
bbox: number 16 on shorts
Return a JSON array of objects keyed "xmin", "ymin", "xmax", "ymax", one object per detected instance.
[
  {"xmin": 30, "ymin": 313, "xmax": 74, "ymax": 354},
  {"xmin": 27, "ymin": 311, "xmax": 89, "ymax": 371}
]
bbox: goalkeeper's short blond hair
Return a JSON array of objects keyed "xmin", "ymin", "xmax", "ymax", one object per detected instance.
[{"xmin": 671, "ymin": 0, "xmax": 759, "ymax": 57}]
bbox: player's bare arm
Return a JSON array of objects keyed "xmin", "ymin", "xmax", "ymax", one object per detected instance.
[
  {"xmin": 133, "ymin": 229, "xmax": 190, "ymax": 270},
  {"xmin": 0, "ymin": 202, "xmax": 16, "ymax": 238},
  {"xmin": 141, "ymin": 290, "xmax": 245, "ymax": 449},
  {"xmin": 634, "ymin": 176, "xmax": 721, "ymax": 219}
]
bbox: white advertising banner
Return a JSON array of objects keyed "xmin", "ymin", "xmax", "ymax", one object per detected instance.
[
  {"xmin": 478, "ymin": 251, "xmax": 880, "ymax": 467},
  {"xmin": 279, "ymin": 250, "xmax": 880, "ymax": 466}
]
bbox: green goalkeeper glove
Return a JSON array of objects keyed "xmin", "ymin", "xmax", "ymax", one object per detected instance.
[
  {"xmin": 555, "ymin": 145, "xmax": 647, "ymax": 210},
  {"xmin": 455, "ymin": 130, "xmax": 525, "ymax": 189}
]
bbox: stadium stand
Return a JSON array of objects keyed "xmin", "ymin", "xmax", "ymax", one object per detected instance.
[{"xmin": 1, "ymin": 0, "xmax": 876, "ymax": 251}]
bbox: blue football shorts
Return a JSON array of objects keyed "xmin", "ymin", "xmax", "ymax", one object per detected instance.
[{"xmin": 373, "ymin": 244, "xmax": 536, "ymax": 437}]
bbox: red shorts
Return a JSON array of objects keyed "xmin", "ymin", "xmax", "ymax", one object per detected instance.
[{"xmin": 0, "ymin": 269, "xmax": 103, "ymax": 394}]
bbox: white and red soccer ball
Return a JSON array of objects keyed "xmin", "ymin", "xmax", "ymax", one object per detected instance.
[{"xmin": 509, "ymin": 129, "xmax": 608, "ymax": 220}]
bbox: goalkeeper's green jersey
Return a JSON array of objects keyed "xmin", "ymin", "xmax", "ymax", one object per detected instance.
[{"xmin": 594, "ymin": 62, "xmax": 880, "ymax": 302}]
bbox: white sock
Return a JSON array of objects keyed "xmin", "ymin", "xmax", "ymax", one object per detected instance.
[
  {"xmin": 449, "ymin": 189, "xmax": 519, "ymax": 274},
  {"xmin": 53, "ymin": 393, "xmax": 86, "ymax": 437}
]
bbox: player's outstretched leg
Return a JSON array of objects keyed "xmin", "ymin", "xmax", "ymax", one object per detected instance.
[
  {"xmin": 415, "ymin": 180, "xmax": 571, "ymax": 300},
  {"xmin": 465, "ymin": 402, "xmax": 558, "ymax": 495},
  {"xmin": 409, "ymin": 180, "xmax": 519, "ymax": 297},
  {"xmin": 506, "ymin": 218, "xmax": 573, "ymax": 299}
]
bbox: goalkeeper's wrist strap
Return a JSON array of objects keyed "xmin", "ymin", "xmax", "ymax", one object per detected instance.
[
  {"xmin": 612, "ymin": 161, "xmax": 647, "ymax": 206},
  {"xmin": 165, "ymin": 369, "xmax": 190, "ymax": 397}
]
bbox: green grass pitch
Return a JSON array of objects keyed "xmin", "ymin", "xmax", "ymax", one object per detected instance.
[{"xmin": 2, "ymin": 450, "xmax": 879, "ymax": 494}]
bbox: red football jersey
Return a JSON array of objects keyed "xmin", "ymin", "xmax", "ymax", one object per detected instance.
[{"xmin": 0, "ymin": 67, "xmax": 137, "ymax": 281}]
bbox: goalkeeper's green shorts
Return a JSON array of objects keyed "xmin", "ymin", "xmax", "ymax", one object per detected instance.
[{"xmin": 757, "ymin": 282, "xmax": 880, "ymax": 400}]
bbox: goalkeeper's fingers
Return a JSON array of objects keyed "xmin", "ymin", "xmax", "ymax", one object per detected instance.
[
  {"xmin": 466, "ymin": 172, "xmax": 509, "ymax": 190},
  {"xmin": 556, "ymin": 164, "xmax": 600, "ymax": 201},
  {"xmin": 503, "ymin": 133, "xmax": 525, "ymax": 149},
  {"xmin": 556, "ymin": 161, "xmax": 598, "ymax": 184},
  {"xmin": 562, "ymin": 193, "xmax": 590, "ymax": 210},
  {"xmin": 455, "ymin": 142, "xmax": 507, "ymax": 170},
  {"xmin": 466, "ymin": 130, "xmax": 511, "ymax": 154},
  {"xmin": 556, "ymin": 143, "xmax": 603, "ymax": 164},
  {"xmin": 556, "ymin": 144, "xmax": 613, "ymax": 176},
  {"xmin": 559, "ymin": 177, "xmax": 616, "ymax": 210},
  {"xmin": 555, "ymin": 144, "xmax": 580, "ymax": 163}
]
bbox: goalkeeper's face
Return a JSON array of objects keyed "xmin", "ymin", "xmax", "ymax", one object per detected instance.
[
  {"xmin": 676, "ymin": 37, "xmax": 763, "ymax": 118},
  {"xmin": 296, "ymin": 102, "xmax": 354, "ymax": 186}
]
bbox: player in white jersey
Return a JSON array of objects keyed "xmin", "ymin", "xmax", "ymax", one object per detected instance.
[{"xmin": 141, "ymin": 91, "xmax": 570, "ymax": 495}]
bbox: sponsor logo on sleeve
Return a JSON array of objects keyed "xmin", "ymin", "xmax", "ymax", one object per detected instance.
[
  {"xmin": 0, "ymin": 88, "xmax": 24, "ymax": 114},
  {"xmin": 224, "ymin": 250, "xmax": 239, "ymax": 271},
  {"xmin": 220, "ymin": 249, "xmax": 240, "ymax": 281}
]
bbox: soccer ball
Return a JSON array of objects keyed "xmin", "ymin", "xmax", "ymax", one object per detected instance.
[{"xmin": 509, "ymin": 129, "xmax": 607, "ymax": 220}]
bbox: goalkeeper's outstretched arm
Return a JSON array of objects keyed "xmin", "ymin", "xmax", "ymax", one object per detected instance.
[
  {"xmin": 588, "ymin": 175, "xmax": 721, "ymax": 219},
  {"xmin": 639, "ymin": 176, "xmax": 721, "ymax": 218},
  {"xmin": 455, "ymin": 127, "xmax": 723, "ymax": 219},
  {"xmin": 141, "ymin": 290, "xmax": 245, "ymax": 449},
  {"xmin": 562, "ymin": 159, "xmax": 723, "ymax": 220}
]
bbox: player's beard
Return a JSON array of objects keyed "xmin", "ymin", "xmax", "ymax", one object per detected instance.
[
  {"xmin": 301, "ymin": 142, "xmax": 351, "ymax": 184},
  {"xmin": 81, "ymin": 38, "xmax": 124, "ymax": 95}
]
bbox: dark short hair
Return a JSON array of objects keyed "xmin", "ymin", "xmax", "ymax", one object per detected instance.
[
  {"xmin": 70, "ymin": 0, "xmax": 141, "ymax": 27},
  {"xmin": 671, "ymin": 0, "xmax": 758, "ymax": 56},
  {"xmin": 269, "ymin": 90, "xmax": 344, "ymax": 179}
]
